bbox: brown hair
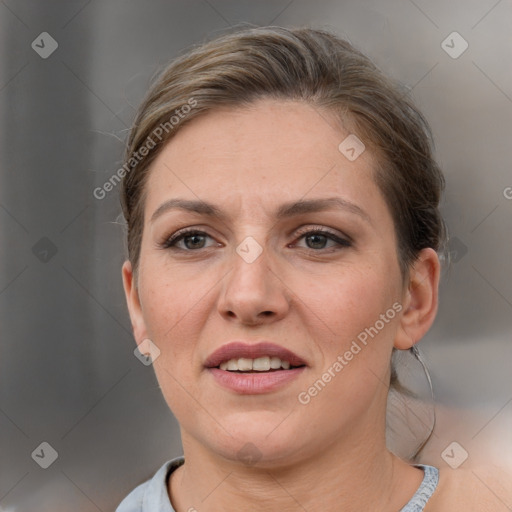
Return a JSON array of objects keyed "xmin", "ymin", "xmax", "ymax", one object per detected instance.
[{"xmin": 120, "ymin": 25, "xmax": 446, "ymax": 283}]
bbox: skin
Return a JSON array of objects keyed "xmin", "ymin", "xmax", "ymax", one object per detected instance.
[{"xmin": 122, "ymin": 98, "xmax": 442, "ymax": 511}]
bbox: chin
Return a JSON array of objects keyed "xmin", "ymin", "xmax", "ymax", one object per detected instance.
[{"xmin": 201, "ymin": 411, "xmax": 310, "ymax": 467}]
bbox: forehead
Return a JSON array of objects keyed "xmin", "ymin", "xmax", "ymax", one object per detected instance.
[{"xmin": 143, "ymin": 99, "xmax": 386, "ymax": 221}]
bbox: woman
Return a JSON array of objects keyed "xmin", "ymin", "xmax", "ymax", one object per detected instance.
[{"xmin": 117, "ymin": 26, "xmax": 508, "ymax": 511}]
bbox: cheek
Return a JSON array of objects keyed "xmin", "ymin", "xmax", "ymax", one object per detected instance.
[
  {"xmin": 302, "ymin": 263, "xmax": 397, "ymax": 342},
  {"xmin": 138, "ymin": 266, "xmax": 198, "ymax": 358},
  {"xmin": 138, "ymin": 257, "xmax": 225, "ymax": 386},
  {"xmin": 143, "ymin": 275, "xmax": 206, "ymax": 409},
  {"xmin": 300, "ymin": 263, "xmax": 399, "ymax": 404},
  {"xmin": 296, "ymin": 270, "xmax": 399, "ymax": 425}
]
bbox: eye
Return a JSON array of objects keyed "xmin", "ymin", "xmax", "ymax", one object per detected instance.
[
  {"xmin": 161, "ymin": 229, "xmax": 218, "ymax": 251},
  {"xmin": 160, "ymin": 226, "xmax": 352, "ymax": 252},
  {"xmin": 293, "ymin": 227, "xmax": 352, "ymax": 251}
]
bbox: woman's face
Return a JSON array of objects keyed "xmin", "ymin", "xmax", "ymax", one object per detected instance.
[{"xmin": 123, "ymin": 98, "xmax": 411, "ymax": 465}]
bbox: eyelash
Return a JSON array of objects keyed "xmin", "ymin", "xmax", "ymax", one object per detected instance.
[{"xmin": 160, "ymin": 226, "xmax": 352, "ymax": 252}]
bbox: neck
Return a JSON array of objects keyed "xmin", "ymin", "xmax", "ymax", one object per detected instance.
[{"xmin": 169, "ymin": 421, "xmax": 422, "ymax": 512}]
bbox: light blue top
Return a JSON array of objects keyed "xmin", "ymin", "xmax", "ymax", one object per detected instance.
[{"xmin": 116, "ymin": 456, "xmax": 439, "ymax": 511}]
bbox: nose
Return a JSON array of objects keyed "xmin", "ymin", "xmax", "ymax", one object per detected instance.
[{"xmin": 217, "ymin": 241, "xmax": 291, "ymax": 326}]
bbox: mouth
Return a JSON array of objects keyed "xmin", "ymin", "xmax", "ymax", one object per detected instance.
[
  {"xmin": 204, "ymin": 342, "xmax": 307, "ymax": 394},
  {"xmin": 204, "ymin": 341, "xmax": 307, "ymax": 372}
]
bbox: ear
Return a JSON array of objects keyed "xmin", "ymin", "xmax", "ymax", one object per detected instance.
[
  {"xmin": 122, "ymin": 260, "xmax": 149, "ymax": 345},
  {"xmin": 394, "ymin": 248, "xmax": 440, "ymax": 350}
]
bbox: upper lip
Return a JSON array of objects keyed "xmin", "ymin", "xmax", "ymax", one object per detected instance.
[{"xmin": 204, "ymin": 341, "xmax": 308, "ymax": 369}]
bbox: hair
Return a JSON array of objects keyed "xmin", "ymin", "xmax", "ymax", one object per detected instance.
[{"xmin": 120, "ymin": 25, "xmax": 446, "ymax": 458}]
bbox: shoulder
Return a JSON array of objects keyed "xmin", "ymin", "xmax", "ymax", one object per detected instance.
[
  {"xmin": 426, "ymin": 464, "xmax": 512, "ymax": 511},
  {"xmin": 115, "ymin": 480, "xmax": 148, "ymax": 512},
  {"xmin": 115, "ymin": 457, "xmax": 185, "ymax": 512}
]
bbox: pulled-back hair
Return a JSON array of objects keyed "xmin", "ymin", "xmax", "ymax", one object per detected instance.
[{"xmin": 120, "ymin": 26, "xmax": 446, "ymax": 283}]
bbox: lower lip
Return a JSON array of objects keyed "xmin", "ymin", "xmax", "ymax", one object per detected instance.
[{"xmin": 207, "ymin": 367, "xmax": 306, "ymax": 394}]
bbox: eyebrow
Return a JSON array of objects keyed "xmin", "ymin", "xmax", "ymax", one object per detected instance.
[{"xmin": 150, "ymin": 197, "xmax": 371, "ymax": 224}]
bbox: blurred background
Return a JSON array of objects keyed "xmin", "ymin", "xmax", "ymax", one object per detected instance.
[{"xmin": 0, "ymin": 1, "xmax": 511, "ymax": 510}]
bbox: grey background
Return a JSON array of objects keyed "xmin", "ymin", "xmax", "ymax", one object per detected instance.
[{"xmin": 1, "ymin": 0, "xmax": 511, "ymax": 510}]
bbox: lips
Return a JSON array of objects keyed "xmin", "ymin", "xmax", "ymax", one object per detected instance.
[{"xmin": 204, "ymin": 341, "xmax": 307, "ymax": 369}]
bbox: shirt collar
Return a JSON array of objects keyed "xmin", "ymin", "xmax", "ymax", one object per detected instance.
[{"xmin": 142, "ymin": 456, "xmax": 184, "ymax": 511}]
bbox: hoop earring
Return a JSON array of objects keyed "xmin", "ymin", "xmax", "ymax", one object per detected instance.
[{"xmin": 409, "ymin": 345, "xmax": 436, "ymax": 461}]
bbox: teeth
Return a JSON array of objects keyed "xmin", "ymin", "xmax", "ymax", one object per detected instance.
[
  {"xmin": 226, "ymin": 360, "xmax": 238, "ymax": 371},
  {"xmin": 218, "ymin": 356, "xmax": 293, "ymax": 372},
  {"xmin": 238, "ymin": 358, "xmax": 253, "ymax": 372},
  {"xmin": 253, "ymin": 356, "xmax": 270, "ymax": 371},
  {"xmin": 269, "ymin": 356, "xmax": 281, "ymax": 369}
]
